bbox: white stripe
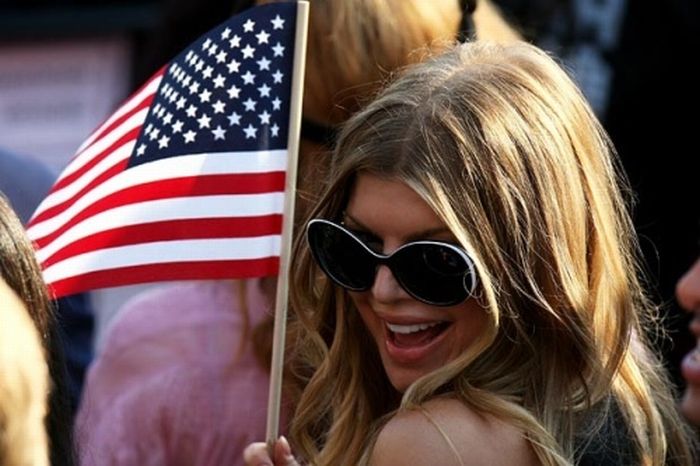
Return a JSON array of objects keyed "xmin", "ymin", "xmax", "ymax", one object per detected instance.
[
  {"xmin": 43, "ymin": 235, "xmax": 281, "ymax": 284},
  {"xmin": 77, "ymin": 76, "xmax": 162, "ymax": 153},
  {"xmin": 54, "ymin": 108, "xmax": 149, "ymax": 184},
  {"xmin": 28, "ymin": 150, "xmax": 288, "ymax": 240},
  {"xmin": 36, "ymin": 193, "xmax": 285, "ymax": 263}
]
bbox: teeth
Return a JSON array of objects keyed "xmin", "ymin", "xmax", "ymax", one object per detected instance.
[{"xmin": 387, "ymin": 322, "xmax": 442, "ymax": 334}]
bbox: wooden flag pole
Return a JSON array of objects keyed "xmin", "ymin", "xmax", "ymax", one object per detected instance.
[{"xmin": 266, "ymin": 0, "xmax": 309, "ymax": 450}]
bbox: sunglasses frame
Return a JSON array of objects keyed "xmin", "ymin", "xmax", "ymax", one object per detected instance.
[{"xmin": 306, "ymin": 218, "xmax": 477, "ymax": 306}]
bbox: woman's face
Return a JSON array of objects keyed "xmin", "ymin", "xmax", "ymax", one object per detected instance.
[
  {"xmin": 677, "ymin": 257, "xmax": 700, "ymax": 425},
  {"xmin": 344, "ymin": 173, "xmax": 488, "ymax": 392}
]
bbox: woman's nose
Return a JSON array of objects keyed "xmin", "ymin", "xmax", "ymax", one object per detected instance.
[
  {"xmin": 371, "ymin": 265, "xmax": 408, "ymax": 304},
  {"xmin": 677, "ymin": 257, "xmax": 700, "ymax": 312}
]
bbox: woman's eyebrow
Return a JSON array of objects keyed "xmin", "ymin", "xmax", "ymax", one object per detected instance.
[{"xmin": 344, "ymin": 212, "xmax": 451, "ymax": 242}]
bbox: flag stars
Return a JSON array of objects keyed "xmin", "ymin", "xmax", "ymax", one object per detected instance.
[
  {"xmin": 213, "ymin": 74, "xmax": 226, "ymax": 88},
  {"xmin": 243, "ymin": 19, "xmax": 255, "ymax": 32},
  {"xmin": 194, "ymin": 59, "xmax": 204, "ymax": 72},
  {"xmin": 186, "ymin": 104, "xmax": 197, "ymax": 118},
  {"xmin": 183, "ymin": 130, "xmax": 196, "ymax": 143},
  {"xmin": 188, "ymin": 81, "xmax": 200, "ymax": 94},
  {"xmin": 158, "ymin": 135, "xmax": 170, "ymax": 149},
  {"xmin": 199, "ymin": 89, "xmax": 212, "ymax": 103},
  {"xmin": 229, "ymin": 34, "xmax": 241, "ymax": 48},
  {"xmin": 271, "ymin": 97, "xmax": 282, "ymax": 110},
  {"xmin": 197, "ymin": 113, "xmax": 212, "ymax": 128},
  {"xmin": 271, "ymin": 14, "xmax": 285, "ymax": 30},
  {"xmin": 241, "ymin": 71, "xmax": 256, "ymax": 85},
  {"xmin": 212, "ymin": 100, "xmax": 226, "ymax": 114},
  {"xmin": 227, "ymin": 59, "xmax": 241, "ymax": 74},
  {"xmin": 227, "ymin": 85, "xmax": 241, "ymax": 99},
  {"xmin": 272, "ymin": 70, "xmax": 283, "ymax": 83},
  {"xmin": 243, "ymin": 98, "xmax": 257, "ymax": 112},
  {"xmin": 257, "ymin": 83, "xmax": 271, "ymax": 97},
  {"xmin": 272, "ymin": 42, "xmax": 285, "ymax": 57},
  {"xmin": 257, "ymin": 56, "xmax": 271, "ymax": 71},
  {"xmin": 172, "ymin": 120, "xmax": 184, "ymax": 133},
  {"xmin": 163, "ymin": 112, "xmax": 173, "ymax": 125},
  {"xmin": 202, "ymin": 66, "xmax": 214, "ymax": 79},
  {"xmin": 241, "ymin": 44, "xmax": 255, "ymax": 59},
  {"xmin": 258, "ymin": 110, "xmax": 271, "ymax": 124},
  {"xmin": 207, "ymin": 43, "xmax": 219, "ymax": 56},
  {"xmin": 149, "ymin": 127, "xmax": 160, "ymax": 140},
  {"xmin": 221, "ymin": 27, "xmax": 231, "ymax": 39},
  {"xmin": 270, "ymin": 123, "xmax": 280, "ymax": 137},
  {"xmin": 216, "ymin": 50, "xmax": 228, "ymax": 64},
  {"xmin": 212, "ymin": 126, "xmax": 227, "ymax": 140},
  {"xmin": 202, "ymin": 38, "xmax": 212, "ymax": 51},
  {"xmin": 182, "ymin": 75, "xmax": 192, "ymax": 87},
  {"xmin": 227, "ymin": 111, "xmax": 241, "ymax": 126},
  {"xmin": 256, "ymin": 30, "xmax": 270, "ymax": 44},
  {"xmin": 243, "ymin": 124, "xmax": 258, "ymax": 139},
  {"xmin": 176, "ymin": 96, "xmax": 187, "ymax": 109},
  {"xmin": 136, "ymin": 143, "xmax": 147, "ymax": 156}
]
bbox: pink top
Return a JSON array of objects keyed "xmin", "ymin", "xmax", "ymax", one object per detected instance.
[{"xmin": 76, "ymin": 279, "xmax": 277, "ymax": 466}]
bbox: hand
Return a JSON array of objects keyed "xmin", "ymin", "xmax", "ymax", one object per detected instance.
[{"xmin": 243, "ymin": 436, "xmax": 300, "ymax": 466}]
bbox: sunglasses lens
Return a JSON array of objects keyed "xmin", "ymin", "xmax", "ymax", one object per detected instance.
[
  {"xmin": 307, "ymin": 221, "xmax": 376, "ymax": 290},
  {"xmin": 392, "ymin": 243, "xmax": 472, "ymax": 305}
]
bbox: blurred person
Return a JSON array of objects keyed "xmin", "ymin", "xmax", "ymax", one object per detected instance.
[
  {"xmin": 0, "ymin": 278, "xmax": 50, "ymax": 466},
  {"xmin": 677, "ymin": 257, "xmax": 700, "ymax": 427},
  {"xmin": 75, "ymin": 1, "xmax": 521, "ymax": 465},
  {"xmin": 0, "ymin": 194, "xmax": 76, "ymax": 466}
]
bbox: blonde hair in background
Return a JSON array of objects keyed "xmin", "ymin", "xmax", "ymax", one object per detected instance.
[
  {"xmin": 0, "ymin": 279, "xmax": 50, "ymax": 466},
  {"xmin": 288, "ymin": 41, "xmax": 696, "ymax": 465}
]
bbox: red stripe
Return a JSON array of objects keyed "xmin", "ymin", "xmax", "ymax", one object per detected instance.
[
  {"xmin": 42, "ymin": 215, "xmax": 283, "ymax": 267},
  {"xmin": 47, "ymin": 257, "xmax": 279, "ymax": 299},
  {"xmin": 33, "ymin": 171, "xmax": 286, "ymax": 248}
]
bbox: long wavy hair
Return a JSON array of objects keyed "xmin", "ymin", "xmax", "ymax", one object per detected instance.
[{"xmin": 288, "ymin": 41, "xmax": 696, "ymax": 465}]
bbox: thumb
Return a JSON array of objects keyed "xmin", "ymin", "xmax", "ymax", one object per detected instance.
[{"xmin": 274, "ymin": 436, "xmax": 300, "ymax": 466}]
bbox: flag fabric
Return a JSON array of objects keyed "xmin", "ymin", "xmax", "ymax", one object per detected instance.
[{"xmin": 27, "ymin": 2, "xmax": 299, "ymax": 298}]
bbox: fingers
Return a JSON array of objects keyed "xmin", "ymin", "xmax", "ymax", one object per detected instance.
[{"xmin": 243, "ymin": 437, "xmax": 300, "ymax": 466}]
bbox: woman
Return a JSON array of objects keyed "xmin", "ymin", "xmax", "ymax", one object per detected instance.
[
  {"xmin": 246, "ymin": 41, "xmax": 696, "ymax": 465},
  {"xmin": 677, "ymin": 257, "xmax": 700, "ymax": 426}
]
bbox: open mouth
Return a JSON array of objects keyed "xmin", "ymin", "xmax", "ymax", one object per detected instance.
[{"xmin": 386, "ymin": 321, "xmax": 451, "ymax": 348}]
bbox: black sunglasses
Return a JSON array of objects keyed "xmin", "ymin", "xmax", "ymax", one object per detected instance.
[{"xmin": 306, "ymin": 219, "xmax": 477, "ymax": 306}]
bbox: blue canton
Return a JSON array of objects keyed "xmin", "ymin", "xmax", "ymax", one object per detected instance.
[{"xmin": 129, "ymin": 2, "xmax": 296, "ymax": 168}]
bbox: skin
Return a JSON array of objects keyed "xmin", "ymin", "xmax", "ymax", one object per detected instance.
[
  {"xmin": 677, "ymin": 257, "xmax": 700, "ymax": 426},
  {"xmin": 344, "ymin": 173, "xmax": 488, "ymax": 392}
]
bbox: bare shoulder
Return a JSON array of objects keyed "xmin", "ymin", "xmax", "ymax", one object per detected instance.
[{"xmin": 369, "ymin": 397, "xmax": 539, "ymax": 466}]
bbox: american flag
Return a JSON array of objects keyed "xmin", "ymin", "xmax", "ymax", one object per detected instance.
[{"xmin": 27, "ymin": 2, "xmax": 299, "ymax": 298}]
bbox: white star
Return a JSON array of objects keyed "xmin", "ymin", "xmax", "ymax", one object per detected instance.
[
  {"xmin": 158, "ymin": 135, "xmax": 170, "ymax": 149},
  {"xmin": 136, "ymin": 143, "xmax": 147, "ymax": 156},
  {"xmin": 188, "ymin": 81, "xmax": 200, "ymax": 94},
  {"xmin": 199, "ymin": 89, "xmax": 212, "ymax": 103},
  {"xmin": 270, "ymin": 123, "xmax": 280, "ymax": 137},
  {"xmin": 144, "ymin": 123, "xmax": 153, "ymax": 135},
  {"xmin": 272, "ymin": 42, "xmax": 285, "ymax": 57},
  {"xmin": 271, "ymin": 97, "xmax": 282, "ymax": 110},
  {"xmin": 241, "ymin": 71, "xmax": 256, "ymax": 85},
  {"xmin": 197, "ymin": 113, "xmax": 211, "ymax": 128},
  {"xmin": 227, "ymin": 85, "xmax": 241, "ymax": 99},
  {"xmin": 258, "ymin": 83, "xmax": 271, "ymax": 97},
  {"xmin": 272, "ymin": 70, "xmax": 283, "ymax": 83},
  {"xmin": 256, "ymin": 30, "xmax": 270, "ymax": 44},
  {"xmin": 212, "ymin": 125, "xmax": 227, "ymax": 140},
  {"xmin": 229, "ymin": 34, "xmax": 241, "ymax": 48},
  {"xmin": 227, "ymin": 59, "xmax": 241, "ymax": 74},
  {"xmin": 257, "ymin": 56, "xmax": 271, "ymax": 70},
  {"xmin": 202, "ymin": 66, "xmax": 214, "ymax": 79},
  {"xmin": 241, "ymin": 44, "xmax": 255, "ymax": 59},
  {"xmin": 149, "ymin": 127, "xmax": 160, "ymax": 140},
  {"xmin": 221, "ymin": 27, "xmax": 231, "ymax": 39},
  {"xmin": 243, "ymin": 98, "xmax": 257, "ymax": 112},
  {"xmin": 172, "ymin": 120, "xmax": 184, "ymax": 133},
  {"xmin": 202, "ymin": 38, "xmax": 212, "ymax": 51},
  {"xmin": 163, "ymin": 112, "xmax": 173, "ymax": 124},
  {"xmin": 194, "ymin": 59, "xmax": 204, "ymax": 72},
  {"xmin": 182, "ymin": 75, "xmax": 192, "ymax": 86},
  {"xmin": 186, "ymin": 104, "xmax": 198, "ymax": 117},
  {"xmin": 243, "ymin": 19, "xmax": 255, "ymax": 32},
  {"xmin": 271, "ymin": 14, "xmax": 285, "ymax": 30},
  {"xmin": 212, "ymin": 100, "xmax": 226, "ymax": 114},
  {"xmin": 183, "ymin": 130, "xmax": 196, "ymax": 143},
  {"xmin": 213, "ymin": 74, "xmax": 226, "ymax": 88},
  {"xmin": 216, "ymin": 50, "xmax": 228, "ymax": 64},
  {"xmin": 227, "ymin": 111, "xmax": 241, "ymax": 126},
  {"xmin": 207, "ymin": 43, "xmax": 218, "ymax": 56},
  {"xmin": 243, "ymin": 124, "xmax": 258, "ymax": 139},
  {"xmin": 176, "ymin": 96, "xmax": 187, "ymax": 109},
  {"xmin": 258, "ymin": 110, "xmax": 271, "ymax": 124}
]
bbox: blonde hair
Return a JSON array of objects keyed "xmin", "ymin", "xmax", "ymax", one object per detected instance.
[
  {"xmin": 288, "ymin": 41, "xmax": 696, "ymax": 465},
  {"xmin": 0, "ymin": 279, "xmax": 50, "ymax": 466}
]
